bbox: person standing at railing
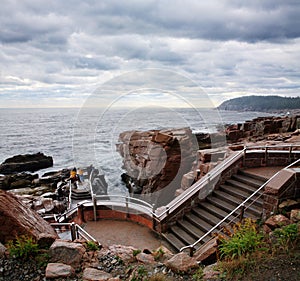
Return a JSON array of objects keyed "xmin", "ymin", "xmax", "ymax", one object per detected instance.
[
  {"xmin": 67, "ymin": 167, "xmax": 80, "ymax": 189},
  {"xmin": 78, "ymin": 168, "xmax": 84, "ymax": 183}
]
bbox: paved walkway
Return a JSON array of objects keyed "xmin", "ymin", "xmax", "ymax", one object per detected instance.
[
  {"xmin": 245, "ymin": 166, "xmax": 284, "ymax": 179},
  {"xmin": 84, "ymin": 220, "xmax": 164, "ymax": 251}
]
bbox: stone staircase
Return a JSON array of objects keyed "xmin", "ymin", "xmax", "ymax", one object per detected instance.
[
  {"xmin": 162, "ymin": 170, "xmax": 267, "ymax": 252},
  {"xmin": 71, "ymin": 188, "xmax": 92, "ymax": 200}
]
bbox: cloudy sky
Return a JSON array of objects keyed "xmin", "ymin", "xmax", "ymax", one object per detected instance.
[{"xmin": 1, "ymin": 0, "xmax": 300, "ymax": 108}]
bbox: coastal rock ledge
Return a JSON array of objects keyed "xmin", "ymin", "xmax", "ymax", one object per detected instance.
[
  {"xmin": 117, "ymin": 128, "xmax": 197, "ymax": 206},
  {"xmin": 0, "ymin": 152, "xmax": 53, "ymax": 174}
]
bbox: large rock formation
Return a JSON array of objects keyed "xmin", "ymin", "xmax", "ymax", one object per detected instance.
[
  {"xmin": 0, "ymin": 190, "xmax": 57, "ymax": 244},
  {"xmin": 0, "ymin": 152, "xmax": 53, "ymax": 174},
  {"xmin": 225, "ymin": 115, "xmax": 300, "ymax": 143},
  {"xmin": 117, "ymin": 128, "xmax": 198, "ymax": 206}
]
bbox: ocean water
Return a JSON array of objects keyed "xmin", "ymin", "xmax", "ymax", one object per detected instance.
[{"xmin": 0, "ymin": 107, "xmax": 273, "ymax": 194}]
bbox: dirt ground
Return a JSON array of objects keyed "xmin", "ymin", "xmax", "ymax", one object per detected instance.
[
  {"xmin": 84, "ymin": 219, "xmax": 165, "ymax": 251},
  {"xmin": 239, "ymin": 252, "xmax": 300, "ymax": 281}
]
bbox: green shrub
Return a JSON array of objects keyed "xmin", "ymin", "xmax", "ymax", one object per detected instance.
[
  {"xmin": 132, "ymin": 249, "xmax": 142, "ymax": 257},
  {"xmin": 273, "ymin": 223, "xmax": 299, "ymax": 251},
  {"xmin": 86, "ymin": 240, "xmax": 100, "ymax": 251},
  {"xmin": 130, "ymin": 265, "xmax": 148, "ymax": 281},
  {"xmin": 6, "ymin": 235, "xmax": 39, "ymax": 259},
  {"xmin": 219, "ymin": 218, "xmax": 266, "ymax": 260},
  {"xmin": 153, "ymin": 247, "xmax": 165, "ymax": 261},
  {"xmin": 192, "ymin": 266, "xmax": 204, "ymax": 280}
]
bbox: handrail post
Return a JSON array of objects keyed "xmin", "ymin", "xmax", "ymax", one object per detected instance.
[
  {"xmin": 78, "ymin": 203, "xmax": 85, "ymax": 223},
  {"xmin": 189, "ymin": 246, "xmax": 195, "ymax": 257},
  {"xmin": 265, "ymin": 146, "xmax": 268, "ymax": 166},
  {"xmin": 166, "ymin": 206, "xmax": 169, "ymax": 216},
  {"xmin": 289, "ymin": 145, "xmax": 292, "ymax": 163},
  {"xmin": 126, "ymin": 196, "xmax": 129, "ymax": 218},
  {"xmin": 243, "ymin": 146, "xmax": 246, "ymax": 167},
  {"xmin": 239, "ymin": 204, "xmax": 245, "ymax": 222},
  {"xmin": 152, "ymin": 204, "xmax": 156, "ymax": 230},
  {"xmin": 92, "ymin": 194, "xmax": 97, "ymax": 221},
  {"xmin": 70, "ymin": 222, "xmax": 76, "ymax": 241}
]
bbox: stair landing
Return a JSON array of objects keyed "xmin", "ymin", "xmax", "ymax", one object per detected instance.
[{"xmin": 244, "ymin": 166, "xmax": 284, "ymax": 180}]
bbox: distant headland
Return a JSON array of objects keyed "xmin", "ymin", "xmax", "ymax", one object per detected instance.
[{"xmin": 218, "ymin": 95, "xmax": 300, "ymax": 113}]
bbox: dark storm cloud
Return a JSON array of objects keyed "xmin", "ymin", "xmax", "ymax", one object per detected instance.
[{"xmin": 0, "ymin": 0, "xmax": 300, "ymax": 107}]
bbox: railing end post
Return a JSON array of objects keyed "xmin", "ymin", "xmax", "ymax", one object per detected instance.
[{"xmin": 189, "ymin": 246, "xmax": 195, "ymax": 257}]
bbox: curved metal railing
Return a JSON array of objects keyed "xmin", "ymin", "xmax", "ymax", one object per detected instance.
[{"xmin": 58, "ymin": 145, "xmax": 300, "ymax": 228}]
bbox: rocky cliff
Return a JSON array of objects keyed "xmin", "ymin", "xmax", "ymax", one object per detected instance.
[
  {"xmin": 0, "ymin": 190, "xmax": 57, "ymax": 244},
  {"xmin": 117, "ymin": 128, "xmax": 198, "ymax": 206}
]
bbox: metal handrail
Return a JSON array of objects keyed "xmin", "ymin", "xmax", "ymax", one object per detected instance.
[
  {"xmin": 180, "ymin": 157, "xmax": 300, "ymax": 253},
  {"xmin": 96, "ymin": 194, "xmax": 154, "ymax": 210},
  {"xmin": 88, "ymin": 168, "xmax": 95, "ymax": 197},
  {"xmin": 51, "ymin": 222, "xmax": 101, "ymax": 246},
  {"xmin": 155, "ymin": 149, "xmax": 246, "ymax": 220},
  {"xmin": 57, "ymin": 145, "xmax": 300, "ymax": 227},
  {"xmin": 54, "ymin": 200, "xmax": 90, "ymax": 222}
]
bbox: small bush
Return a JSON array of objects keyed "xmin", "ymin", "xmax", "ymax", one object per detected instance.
[
  {"xmin": 86, "ymin": 240, "xmax": 100, "ymax": 251},
  {"xmin": 130, "ymin": 265, "xmax": 148, "ymax": 281},
  {"xmin": 218, "ymin": 218, "xmax": 266, "ymax": 260},
  {"xmin": 6, "ymin": 235, "xmax": 39, "ymax": 259},
  {"xmin": 192, "ymin": 266, "xmax": 204, "ymax": 280},
  {"xmin": 273, "ymin": 223, "xmax": 299, "ymax": 251},
  {"xmin": 132, "ymin": 249, "xmax": 142, "ymax": 257},
  {"xmin": 153, "ymin": 247, "xmax": 165, "ymax": 261}
]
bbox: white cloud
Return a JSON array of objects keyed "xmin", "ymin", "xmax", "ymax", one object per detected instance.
[{"xmin": 0, "ymin": 0, "xmax": 299, "ymax": 108}]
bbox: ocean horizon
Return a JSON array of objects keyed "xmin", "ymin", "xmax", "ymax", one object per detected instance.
[{"xmin": 0, "ymin": 107, "xmax": 275, "ymax": 194}]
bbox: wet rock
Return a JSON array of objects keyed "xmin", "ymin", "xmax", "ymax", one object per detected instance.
[
  {"xmin": 290, "ymin": 209, "xmax": 300, "ymax": 223},
  {"xmin": 0, "ymin": 152, "xmax": 53, "ymax": 174},
  {"xmin": 105, "ymin": 245, "xmax": 137, "ymax": 264},
  {"xmin": 265, "ymin": 214, "xmax": 292, "ymax": 230},
  {"xmin": 0, "ymin": 173, "xmax": 38, "ymax": 190},
  {"xmin": 136, "ymin": 252, "xmax": 156, "ymax": 264},
  {"xmin": 45, "ymin": 263, "xmax": 75, "ymax": 279},
  {"xmin": 164, "ymin": 252, "xmax": 199, "ymax": 273},
  {"xmin": 279, "ymin": 199, "xmax": 300, "ymax": 211},
  {"xmin": 0, "ymin": 190, "xmax": 57, "ymax": 244},
  {"xmin": 82, "ymin": 267, "xmax": 112, "ymax": 281},
  {"xmin": 37, "ymin": 233, "xmax": 56, "ymax": 249},
  {"xmin": 49, "ymin": 240, "xmax": 86, "ymax": 269}
]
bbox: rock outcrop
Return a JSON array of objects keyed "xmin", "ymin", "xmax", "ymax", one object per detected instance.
[
  {"xmin": 225, "ymin": 115, "xmax": 300, "ymax": 143},
  {"xmin": 117, "ymin": 128, "xmax": 198, "ymax": 206},
  {"xmin": 0, "ymin": 190, "xmax": 57, "ymax": 244},
  {"xmin": 0, "ymin": 152, "xmax": 53, "ymax": 174}
]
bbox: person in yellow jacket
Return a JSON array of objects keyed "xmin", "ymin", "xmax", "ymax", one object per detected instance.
[{"xmin": 68, "ymin": 167, "xmax": 79, "ymax": 189}]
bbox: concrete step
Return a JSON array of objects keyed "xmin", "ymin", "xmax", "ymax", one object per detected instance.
[
  {"xmin": 163, "ymin": 233, "xmax": 186, "ymax": 252},
  {"xmin": 171, "ymin": 225, "xmax": 197, "ymax": 245},
  {"xmin": 219, "ymin": 184, "xmax": 263, "ymax": 208},
  {"xmin": 191, "ymin": 206, "xmax": 221, "ymax": 226},
  {"xmin": 185, "ymin": 213, "xmax": 215, "ymax": 234},
  {"xmin": 199, "ymin": 201, "xmax": 238, "ymax": 223},
  {"xmin": 177, "ymin": 220, "xmax": 208, "ymax": 242},
  {"xmin": 226, "ymin": 179, "xmax": 258, "ymax": 194},
  {"xmin": 232, "ymin": 174, "xmax": 265, "ymax": 189},
  {"xmin": 71, "ymin": 192, "xmax": 91, "ymax": 200},
  {"xmin": 206, "ymin": 195, "xmax": 239, "ymax": 215},
  {"xmin": 213, "ymin": 190, "xmax": 243, "ymax": 206},
  {"xmin": 238, "ymin": 169, "xmax": 268, "ymax": 182},
  {"xmin": 213, "ymin": 190, "xmax": 262, "ymax": 218}
]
